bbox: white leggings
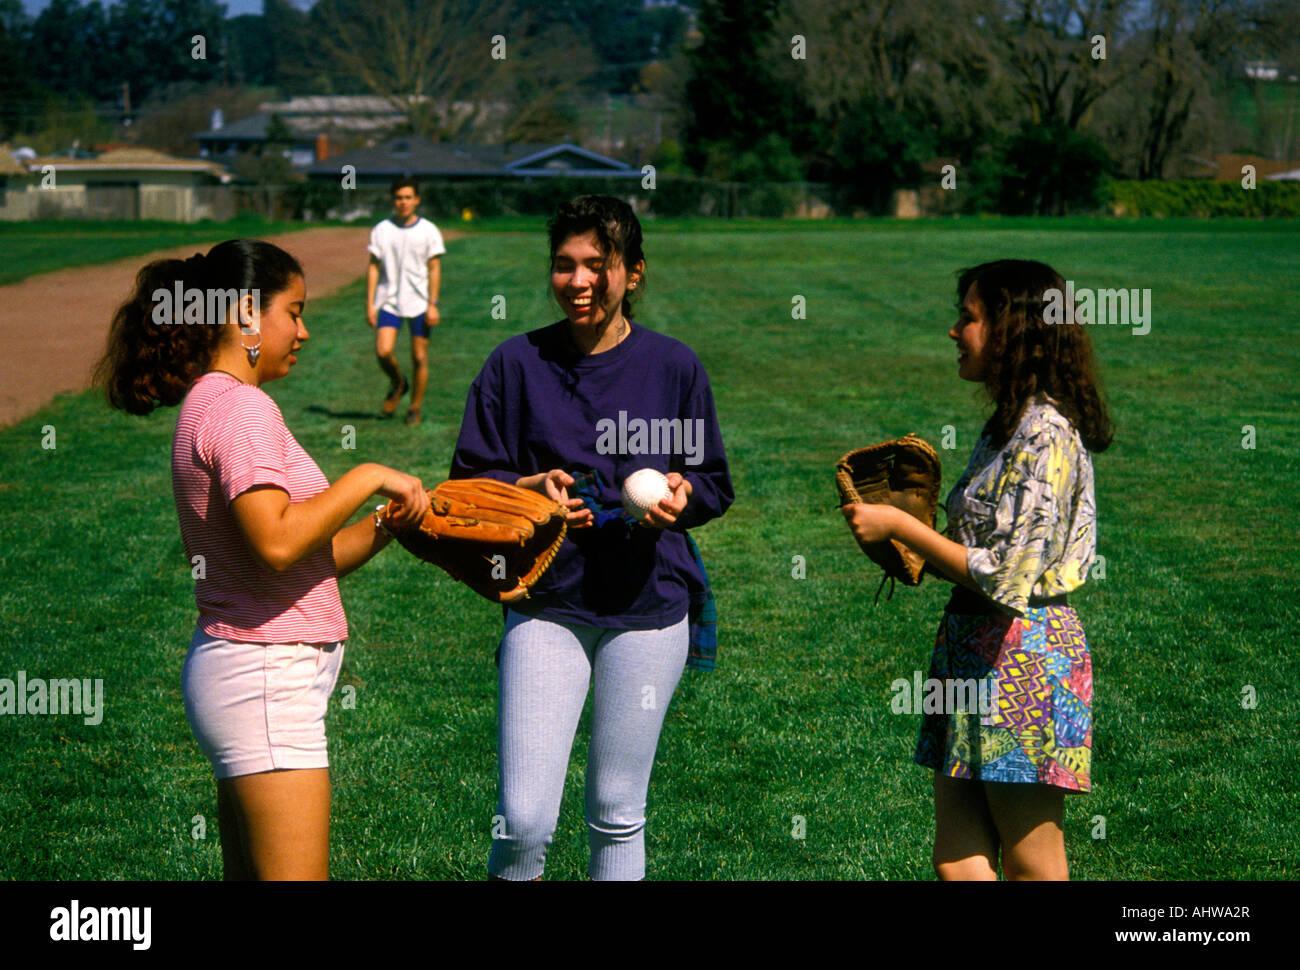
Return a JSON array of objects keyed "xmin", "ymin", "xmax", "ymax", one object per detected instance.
[{"xmin": 488, "ymin": 610, "xmax": 689, "ymax": 881}]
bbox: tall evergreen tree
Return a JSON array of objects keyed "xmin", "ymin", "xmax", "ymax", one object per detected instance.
[{"xmin": 683, "ymin": 0, "xmax": 807, "ymax": 178}]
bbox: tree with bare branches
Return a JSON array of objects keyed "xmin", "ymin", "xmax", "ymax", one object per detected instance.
[
  {"xmin": 991, "ymin": 0, "xmax": 1140, "ymax": 130},
  {"xmin": 304, "ymin": 0, "xmax": 514, "ymax": 140}
]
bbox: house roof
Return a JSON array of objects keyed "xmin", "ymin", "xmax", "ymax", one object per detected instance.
[
  {"xmin": 0, "ymin": 144, "xmax": 27, "ymax": 176},
  {"xmin": 197, "ymin": 111, "xmax": 404, "ymax": 143},
  {"xmin": 194, "ymin": 95, "xmax": 510, "ymax": 146},
  {"xmin": 305, "ymin": 137, "xmax": 639, "ymax": 179},
  {"xmin": 263, "ymin": 95, "xmax": 415, "ymax": 115},
  {"xmin": 1207, "ymin": 153, "xmax": 1300, "ymax": 182},
  {"xmin": 27, "ymin": 147, "xmax": 229, "ymax": 178}
]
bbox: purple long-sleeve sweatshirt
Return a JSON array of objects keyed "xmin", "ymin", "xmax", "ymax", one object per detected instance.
[{"xmin": 450, "ymin": 320, "xmax": 733, "ymax": 629}]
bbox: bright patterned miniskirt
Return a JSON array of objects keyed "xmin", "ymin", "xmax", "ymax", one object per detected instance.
[{"xmin": 913, "ymin": 600, "xmax": 1092, "ymax": 792}]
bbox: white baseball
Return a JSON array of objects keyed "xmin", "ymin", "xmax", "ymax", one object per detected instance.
[{"xmin": 621, "ymin": 468, "xmax": 672, "ymax": 520}]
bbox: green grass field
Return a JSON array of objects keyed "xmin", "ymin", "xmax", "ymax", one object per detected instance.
[
  {"xmin": 0, "ymin": 216, "xmax": 313, "ymax": 286},
  {"xmin": 1, "ymin": 220, "xmax": 1297, "ymax": 880}
]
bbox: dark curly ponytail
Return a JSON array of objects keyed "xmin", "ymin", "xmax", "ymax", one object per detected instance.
[{"xmin": 96, "ymin": 239, "xmax": 303, "ymax": 415}]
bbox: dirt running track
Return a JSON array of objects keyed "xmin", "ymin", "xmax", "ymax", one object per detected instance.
[{"xmin": 0, "ymin": 226, "xmax": 459, "ymax": 428}]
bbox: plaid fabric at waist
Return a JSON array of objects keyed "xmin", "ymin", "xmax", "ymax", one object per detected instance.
[{"xmin": 945, "ymin": 583, "xmax": 1069, "ymax": 616}]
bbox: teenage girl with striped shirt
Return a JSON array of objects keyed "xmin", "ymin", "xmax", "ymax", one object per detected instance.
[{"xmin": 97, "ymin": 239, "xmax": 430, "ymax": 879}]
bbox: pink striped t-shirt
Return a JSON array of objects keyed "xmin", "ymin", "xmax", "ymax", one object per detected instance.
[{"xmin": 171, "ymin": 371, "xmax": 348, "ymax": 643}]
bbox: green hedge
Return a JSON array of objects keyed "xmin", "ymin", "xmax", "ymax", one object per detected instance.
[
  {"xmin": 286, "ymin": 176, "xmax": 1300, "ymax": 221},
  {"xmin": 1106, "ymin": 179, "xmax": 1300, "ymax": 217},
  {"xmin": 284, "ymin": 178, "xmax": 641, "ymax": 222},
  {"xmin": 283, "ymin": 177, "xmax": 822, "ymax": 221}
]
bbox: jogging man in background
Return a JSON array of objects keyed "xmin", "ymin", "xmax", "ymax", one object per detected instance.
[{"xmin": 366, "ymin": 178, "xmax": 445, "ymax": 426}]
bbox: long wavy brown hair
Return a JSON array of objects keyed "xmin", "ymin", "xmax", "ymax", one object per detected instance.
[{"xmin": 958, "ymin": 259, "xmax": 1113, "ymax": 453}]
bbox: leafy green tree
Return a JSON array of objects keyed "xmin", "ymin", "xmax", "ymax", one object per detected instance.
[
  {"xmin": 526, "ymin": 0, "xmax": 691, "ymax": 95},
  {"xmin": 683, "ymin": 0, "xmax": 810, "ymax": 179},
  {"xmin": 768, "ymin": 0, "xmax": 1007, "ymax": 212},
  {"xmin": 99, "ymin": 0, "xmax": 228, "ymax": 106},
  {"xmin": 231, "ymin": 112, "xmax": 296, "ymax": 186},
  {"xmin": 224, "ymin": 14, "xmax": 272, "ymax": 87},
  {"xmin": 824, "ymin": 99, "xmax": 933, "ymax": 214},
  {"xmin": 226, "ymin": 0, "xmax": 314, "ymax": 89},
  {"xmin": 993, "ymin": 121, "xmax": 1112, "ymax": 215},
  {"xmin": 31, "ymin": 0, "xmax": 111, "ymax": 100},
  {"xmin": 0, "ymin": 0, "xmax": 45, "ymax": 139}
]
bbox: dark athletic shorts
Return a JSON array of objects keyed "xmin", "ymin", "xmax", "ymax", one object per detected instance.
[{"xmin": 377, "ymin": 309, "xmax": 430, "ymax": 338}]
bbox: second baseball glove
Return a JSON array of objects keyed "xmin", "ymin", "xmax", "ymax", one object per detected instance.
[
  {"xmin": 379, "ymin": 478, "xmax": 567, "ymax": 603},
  {"xmin": 836, "ymin": 433, "xmax": 942, "ymax": 594}
]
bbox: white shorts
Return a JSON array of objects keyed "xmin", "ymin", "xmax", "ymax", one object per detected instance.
[{"xmin": 182, "ymin": 627, "xmax": 345, "ymax": 779}]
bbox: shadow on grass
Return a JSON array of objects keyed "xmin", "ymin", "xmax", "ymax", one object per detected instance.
[{"xmin": 305, "ymin": 405, "xmax": 389, "ymax": 421}]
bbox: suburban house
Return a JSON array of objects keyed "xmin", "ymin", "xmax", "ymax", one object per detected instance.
[
  {"xmin": 0, "ymin": 147, "xmax": 231, "ymax": 221},
  {"xmin": 195, "ymin": 96, "xmax": 412, "ymax": 167},
  {"xmin": 197, "ymin": 109, "xmax": 330, "ymax": 168},
  {"xmin": 1184, "ymin": 153, "xmax": 1300, "ymax": 182},
  {"xmin": 194, "ymin": 95, "xmax": 504, "ymax": 167},
  {"xmin": 304, "ymin": 136, "xmax": 641, "ymax": 187},
  {"xmin": 0, "ymin": 145, "xmax": 30, "ymax": 217}
]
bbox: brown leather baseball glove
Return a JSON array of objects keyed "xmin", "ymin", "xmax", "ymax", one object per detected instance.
[
  {"xmin": 378, "ymin": 478, "xmax": 567, "ymax": 603},
  {"xmin": 835, "ymin": 434, "xmax": 942, "ymax": 596}
]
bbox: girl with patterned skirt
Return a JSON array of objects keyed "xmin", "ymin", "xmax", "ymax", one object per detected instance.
[{"xmin": 843, "ymin": 259, "xmax": 1112, "ymax": 880}]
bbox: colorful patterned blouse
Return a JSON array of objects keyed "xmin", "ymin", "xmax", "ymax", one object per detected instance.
[{"xmin": 945, "ymin": 396, "xmax": 1096, "ymax": 615}]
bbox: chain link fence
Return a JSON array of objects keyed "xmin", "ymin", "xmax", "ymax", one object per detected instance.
[{"xmin": 9, "ymin": 178, "xmax": 955, "ymax": 222}]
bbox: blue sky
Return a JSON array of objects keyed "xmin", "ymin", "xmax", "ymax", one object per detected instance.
[{"xmin": 21, "ymin": 1, "xmax": 278, "ymax": 16}]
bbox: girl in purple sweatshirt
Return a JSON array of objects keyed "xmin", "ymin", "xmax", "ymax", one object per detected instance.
[{"xmin": 450, "ymin": 196, "xmax": 733, "ymax": 880}]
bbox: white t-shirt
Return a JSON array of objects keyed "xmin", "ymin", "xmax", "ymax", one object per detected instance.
[{"xmin": 368, "ymin": 216, "xmax": 446, "ymax": 317}]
